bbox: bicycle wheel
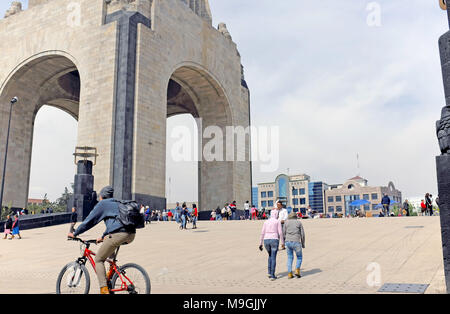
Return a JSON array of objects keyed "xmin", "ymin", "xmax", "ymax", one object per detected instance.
[
  {"xmin": 110, "ymin": 263, "xmax": 151, "ymax": 294},
  {"xmin": 56, "ymin": 262, "xmax": 90, "ymax": 294}
]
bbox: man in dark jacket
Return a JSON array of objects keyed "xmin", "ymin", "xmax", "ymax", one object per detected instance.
[
  {"xmin": 381, "ymin": 194, "xmax": 391, "ymax": 217},
  {"xmin": 402, "ymin": 200, "xmax": 410, "ymax": 217},
  {"xmin": 69, "ymin": 207, "xmax": 78, "ymax": 233},
  {"xmin": 68, "ymin": 186, "xmax": 136, "ymax": 294}
]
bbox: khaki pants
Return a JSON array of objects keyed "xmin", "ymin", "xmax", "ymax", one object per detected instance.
[{"xmin": 94, "ymin": 232, "xmax": 135, "ymax": 288}]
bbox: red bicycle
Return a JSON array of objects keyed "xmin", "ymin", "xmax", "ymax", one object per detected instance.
[{"xmin": 56, "ymin": 237, "xmax": 151, "ymax": 294}]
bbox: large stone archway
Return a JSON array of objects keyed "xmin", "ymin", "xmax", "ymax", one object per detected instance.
[
  {"xmin": 0, "ymin": 0, "xmax": 251, "ymax": 213},
  {"xmin": 0, "ymin": 54, "xmax": 80, "ymax": 208}
]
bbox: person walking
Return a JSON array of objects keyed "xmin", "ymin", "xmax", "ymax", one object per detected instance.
[
  {"xmin": 230, "ymin": 201, "xmax": 237, "ymax": 220},
  {"xmin": 180, "ymin": 203, "xmax": 188, "ymax": 230},
  {"xmin": 425, "ymin": 193, "xmax": 433, "ymax": 216},
  {"xmin": 69, "ymin": 207, "xmax": 78, "ymax": 233},
  {"xmin": 222, "ymin": 204, "xmax": 228, "ymax": 221},
  {"xmin": 277, "ymin": 201, "xmax": 288, "ymax": 225},
  {"xmin": 192, "ymin": 204, "xmax": 198, "ymax": 229},
  {"xmin": 251, "ymin": 205, "xmax": 257, "ymax": 220},
  {"xmin": 175, "ymin": 202, "xmax": 181, "ymax": 224},
  {"xmin": 215, "ymin": 207, "xmax": 222, "ymax": 221},
  {"xmin": 283, "ymin": 211, "xmax": 305, "ymax": 279},
  {"xmin": 420, "ymin": 200, "xmax": 427, "ymax": 216},
  {"xmin": 3, "ymin": 214, "xmax": 12, "ymax": 240},
  {"xmin": 145, "ymin": 207, "xmax": 151, "ymax": 224},
  {"xmin": 381, "ymin": 194, "xmax": 391, "ymax": 217},
  {"xmin": 11, "ymin": 214, "xmax": 21, "ymax": 239},
  {"xmin": 259, "ymin": 210, "xmax": 284, "ymax": 281},
  {"xmin": 402, "ymin": 200, "xmax": 410, "ymax": 217},
  {"xmin": 244, "ymin": 201, "xmax": 250, "ymax": 220}
]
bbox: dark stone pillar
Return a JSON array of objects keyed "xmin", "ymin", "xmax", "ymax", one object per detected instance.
[
  {"xmin": 105, "ymin": 10, "xmax": 151, "ymax": 201},
  {"xmin": 436, "ymin": 156, "xmax": 450, "ymax": 293},
  {"xmin": 436, "ymin": 7, "xmax": 450, "ymax": 294},
  {"xmin": 71, "ymin": 161, "xmax": 97, "ymax": 221}
]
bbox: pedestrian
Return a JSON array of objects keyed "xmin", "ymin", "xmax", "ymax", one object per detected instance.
[
  {"xmin": 163, "ymin": 210, "xmax": 168, "ymax": 221},
  {"xmin": 277, "ymin": 201, "xmax": 288, "ymax": 225},
  {"xmin": 402, "ymin": 200, "xmax": 410, "ymax": 217},
  {"xmin": 420, "ymin": 200, "xmax": 427, "ymax": 216},
  {"xmin": 222, "ymin": 204, "xmax": 228, "ymax": 221},
  {"xmin": 211, "ymin": 209, "xmax": 216, "ymax": 221},
  {"xmin": 244, "ymin": 201, "xmax": 250, "ymax": 220},
  {"xmin": 3, "ymin": 214, "xmax": 12, "ymax": 240},
  {"xmin": 168, "ymin": 210, "xmax": 173, "ymax": 221},
  {"xmin": 283, "ymin": 211, "xmax": 305, "ymax": 279},
  {"xmin": 145, "ymin": 207, "xmax": 151, "ymax": 224},
  {"xmin": 215, "ymin": 207, "xmax": 222, "ymax": 221},
  {"xmin": 227, "ymin": 204, "xmax": 232, "ymax": 220},
  {"xmin": 259, "ymin": 210, "xmax": 284, "ymax": 281},
  {"xmin": 425, "ymin": 193, "xmax": 433, "ymax": 216},
  {"xmin": 192, "ymin": 204, "xmax": 198, "ymax": 229},
  {"xmin": 381, "ymin": 194, "xmax": 391, "ymax": 217},
  {"xmin": 229, "ymin": 201, "xmax": 237, "ymax": 220},
  {"xmin": 11, "ymin": 214, "xmax": 21, "ymax": 239},
  {"xmin": 175, "ymin": 202, "xmax": 181, "ymax": 224},
  {"xmin": 180, "ymin": 203, "xmax": 188, "ymax": 230},
  {"xmin": 69, "ymin": 207, "xmax": 78, "ymax": 233},
  {"xmin": 251, "ymin": 205, "xmax": 257, "ymax": 220}
]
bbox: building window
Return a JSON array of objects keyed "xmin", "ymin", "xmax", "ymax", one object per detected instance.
[
  {"xmin": 328, "ymin": 196, "xmax": 334, "ymax": 203},
  {"xmin": 261, "ymin": 201, "xmax": 267, "ymax": 207},
  {"xmin": 328, "ymin": 206, "xmax": 335, "ymax": 213},
  {"xmin": 292, "ymin": 189, "xmax": 298, "ymax": 196},
  {"xmin": 363, "ymin": 194, "xmax": 370, "ymax": 200},
  {"xmin": 268, "ymin": 191, "xmax": 274, "ymax": 198},
  {"xmin": 372, "ymin": 204, "xmax": 378, "ymax": 210},
  {"xmin": 300, "ymin": 198, "xmax": 306, "ymax": 205},
  {"xmin": 261, "ymin": 192, "xmax": 267, "ymax": 198},
  {"xmin": 371, "ymin": 193, "xmax": 378, "ymax": 200},
  {"xmin": 364, "ymin": 204, "xmax": 370, "ymax": 211},
  {"xmin": 268, "ymin": 200, "xmax": 274, "ymax": 207},
  {"xmin": 336, "ymin": 206, "xmax": 342, "ymax": 212},
  {"xmin": 293, "ymin": 199, "xmax": 299, "ymax": 205},
  {"xmin": 299, "ymin": 188, "xmax": 306, "ymax": 195},
  {"xmin": 336, "ymin": 196, "xmax": 342, "ymax": 202}
]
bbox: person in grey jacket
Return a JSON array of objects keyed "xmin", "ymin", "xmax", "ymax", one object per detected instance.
[{"xmin": 282, "ymin": 211, "xmax": 305, "ymax": 279}]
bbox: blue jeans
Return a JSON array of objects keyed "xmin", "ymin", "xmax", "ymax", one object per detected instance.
[
  {"xmin": 286, "ymin": 241, "xmax": 303, "ymax": 272},
  {"xmin": 264, "ymin": 239, "xmax": 279, "ymax": 278},
  {"xmin": 193, "ymin": 216, "xmax": 197, "ymax": 228},
  {"xmin": 181, "ymin": 215, "xmax": 187, "ymax": 229},
  {"xmin": 216, "ymin": 214, "xmax": 222, "ymax": 221},
  {"xmin": 175, "ymin": 212, "xmax": 180, "ymax": 223}
]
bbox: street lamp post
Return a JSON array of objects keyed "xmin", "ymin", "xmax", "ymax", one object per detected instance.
[{"xmin": 0, "ymin": 97, "xmax": 18, "ymax": 220}]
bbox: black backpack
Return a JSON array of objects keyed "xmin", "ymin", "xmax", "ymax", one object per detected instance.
[{"xmin": 115, "ymin": 200, "xmax": 145, "ymax": 229}]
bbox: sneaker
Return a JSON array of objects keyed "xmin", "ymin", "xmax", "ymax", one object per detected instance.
[
  {"xmin": 288, "ymin": 272, "xmax": 294, "ymax": 279},
  {"xmin": 270, "ymin": 276, "xmax": 277, "ymax": 281},
  {"xmin": 295, "ymin": 268, "xmax": 301, "ymax": 278}
]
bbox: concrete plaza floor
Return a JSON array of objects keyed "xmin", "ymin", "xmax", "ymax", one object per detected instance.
[{"xmin": 0, "ymin": 216, "xmax": 446, "ymax": 294}]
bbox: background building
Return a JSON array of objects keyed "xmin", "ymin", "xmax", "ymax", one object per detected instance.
[
  {"xmin": 325, "ymin": 176, "xmax": 402, "ymax": 216},
  {"xmin": 257, "ymin": 174, "xmax": 327, "ymax": 214},
  {"xmin": 252, "ymin": 187, "xmax": 258, "ymax": 207}
]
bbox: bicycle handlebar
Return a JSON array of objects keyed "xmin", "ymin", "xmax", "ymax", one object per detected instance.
[{"xmin": 67, "ymin": 237, "xmax": 97, "ymax": 245}]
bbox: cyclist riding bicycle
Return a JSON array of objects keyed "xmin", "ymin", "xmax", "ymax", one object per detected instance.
[{"xmin": 68, "ymin": 186, "xmax": 136, "ymax": 294}]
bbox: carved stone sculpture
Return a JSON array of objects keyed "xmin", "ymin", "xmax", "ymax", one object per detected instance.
[
  {"xmin": 4, "ymin": 1, "xmax": 22, "ymax": 18},
  {"xmin": 218, "ymin": 23, "xmax": 232, "ymax": 40},
  {"xmin": 437, "ymin": 106, "xmax": 450, "ymax": 155}
]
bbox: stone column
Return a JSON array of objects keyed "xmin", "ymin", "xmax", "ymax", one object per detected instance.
[{"xmin": 435, "ymin": 3, "xmax": 450, "ymax": 294}]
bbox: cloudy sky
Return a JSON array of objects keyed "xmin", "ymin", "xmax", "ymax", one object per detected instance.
[{"xmin": 1, "ymin": 0, "xmax": 447, "ymax": 202}]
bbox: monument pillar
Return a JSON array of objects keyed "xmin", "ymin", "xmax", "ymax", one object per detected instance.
[{"xmin": 436, "ymin": 0, "xmax": 450, "ymax": 294}]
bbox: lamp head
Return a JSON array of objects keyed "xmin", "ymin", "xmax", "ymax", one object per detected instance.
[{"xmin": 11, "ymin": 97, "xmax": 18, "ymax": 104}]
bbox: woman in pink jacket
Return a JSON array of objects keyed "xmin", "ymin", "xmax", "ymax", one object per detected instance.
[{"xmin": 259, "ymin": 208, "xmax": 284, "ymax": 280}]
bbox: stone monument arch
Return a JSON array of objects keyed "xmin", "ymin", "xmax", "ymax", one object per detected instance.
[{"xmin": 0, "ymin": 0, "xmax": 251, "ymax": 213}]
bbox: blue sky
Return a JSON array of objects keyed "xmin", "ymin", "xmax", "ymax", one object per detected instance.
[{"xmin": 0, "ymin": 0, "xmax": 447, "ymax": 202}]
